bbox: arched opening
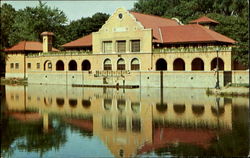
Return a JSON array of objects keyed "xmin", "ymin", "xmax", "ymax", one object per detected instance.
[
  {"xmin": 104, "ymin": 99, "xmax": 112, "ymax": 110},
  {"xmin": 192, "ymin": 104, "xmax": 204, "ymax": 116},
  {"xmin": 82, "ymin": 60, "xmax": 91, "ymax": 71},
  {"xmin": 44, "ymin": 97, "xmax": 52, "ymax": 106},
  {"xmin": 173, "ymin": 104, "xmax": 185, "ymax": 114},
  {"xmin": 156, "ymin": 58, "xmax": 167, "ymax": 71},
  {"xmin": 211, "ymin": 106, "xmax": 225, "ymax": 116},
  {"xmin": 192, "ymin": 58, "xmax": 204, "ymax": 70},
  {"xmin": 173, "ymin": 58, "xmax": 185, "ymax": 70},
  {"xmin": 131, "ymin": 102, "xmax": 140, "ymax": 113},
  {"xmin": 68, "ymin": 60, "xmax": 77, "ymax": 71},
  {"xmin": 82, "ymin": 99, "xmax": 91, "ymax": 108},
  {"xmin": 156, "ymin": 103, "xmax": 168, "ymax": 113},
  {"xmin": 117, "ymin": 58, "xmax": 125, "ymax": 70},
  {"xmin": 211, "ymin": 58, "xmax": 224, "ymax": 70},
  {"xmin": 56, "ymin": 98, "xmax": 64, "ymax": 107},
  {"xmin": 56, "ymin": 60, "xmax": 64, "ymax": 71},
  {"xmin": 104, "ymin": 59, "xmax": 112, "ymax": 70},
  {"xmin": 69, "ymin": 99, "xmax": 77, "ymax": 107},
  {"xmin": 117, "ymin": 99, "xmax": 126, "ymax": 112},
  {"xmin": 44, "ymin": 60, "xmax": 52, "ymax": 71},
  {"xmin": 131, "ymin": 58, "xmax": 140, "ymax": 70}
]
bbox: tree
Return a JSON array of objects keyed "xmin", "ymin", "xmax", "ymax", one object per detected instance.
[
  {"xmin": 65, "ymin": 13, "xmax": 109, "ymax": 43},
  {"xmin": 0, "ymin": 4, "xmax": 17, "ymax": 49},
  {"xmin": 8, "ymin": 5, "xmax": 68, "ymax": 49}
]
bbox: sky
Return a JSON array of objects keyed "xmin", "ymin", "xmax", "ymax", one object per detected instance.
[{"xmin": 2, "ymin": 0, "xmax": 137, "ymax": 22}]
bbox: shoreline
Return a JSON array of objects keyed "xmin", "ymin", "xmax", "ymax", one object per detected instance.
[{"xmin": 206, "ymin": 86, "xmax": 249, "ymax": 97}]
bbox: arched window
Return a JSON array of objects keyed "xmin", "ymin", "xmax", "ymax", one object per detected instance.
[
  {"xmin": 44, "ymin": 97, "xmax": 52, "ymax": 106},
  {"xmin": 56, "ymin": 98, "xmax": 64, "ymax": 107},
  {"xmin": 104, "ymin": 99, "xmax": 112, "ymax": 110},
  {"xmin": 173, "ymin": 104, "xmax": 185, "ymax": 114},
  {"xmin": 156, "ymin": 103, "xmax": 168, "ymax": 113},
  {"xmin": 192, "ymin": 104, "xmax": 204, "ymax": 116},
  {"xmin": 56, "ymin": 60, "xmax": 64, "ymax": 71},
  {"xmin": 82, "ymin": 60, "xmax": 91, "ymax": 71},
  {"xmin": 211, "ymin": 106, "xmax": 225, "ymax": 116},
  {"xmin": 69, "ymin": 99, "xmax": 77, "ymax": 107},
  {"xmin": 131, "ymin": 102, "xmax": 140, "ymax": 113},
  {"xmin": 156, "ymin": 58, "xmax": 167, "ymax": 70},
  {"xmin": 82, "ymin": 99, "xmax": 91, "ymax": 108},
  {"xmin": 68, "ymin": 60, "xmax": 77, "ymax": 71},
  {"xmin": 211, "ymin": 58, "xmax": 224, "ymax": 70},
  {"xmin": 131, "ymin": 58, "xmax": 140, "ymax": 70},
  {"xmin": 192, "ymin": 58, "xmax": 204, "ymax": 70},
  {"xmin": 173, "ymin": 58, "xmax": 185, "ymax": 71},
  {"xmin": 104, "ymin": 59, "xmax": 112, "ymax": 70},
  {"xmin": 117, "ymin": 58, "xmax": 125, "ymax": 70},
  {"xmin": 117, "ymin": 99, "xmax": 126, "ymax": 112},
  {"xmin": 44, "ymin": 60, "xmax": 52, "ymax": 71}
]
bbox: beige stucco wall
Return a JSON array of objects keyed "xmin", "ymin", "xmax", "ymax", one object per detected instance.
[
  {"xmin": 93, "ymin": 8, "xmax": 152, "ymax": 54},
  {"xmin": 5, "ymin": 52, "xmax": 26, "ymax": 78}
]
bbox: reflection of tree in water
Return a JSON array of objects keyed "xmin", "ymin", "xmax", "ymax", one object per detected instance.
[{"xmin": 1, "ymin": 113, "xmax": 67, "ymax": 157}]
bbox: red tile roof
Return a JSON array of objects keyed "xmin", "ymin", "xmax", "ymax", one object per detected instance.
[
  {"xmin": 4, "ymin": 41, "xmax": 59, "ymax": 52},
  {"xmin": 62, "ymin": 34, "xmax": 92, "ymax": 48},
  {"xmin": 62, "ymin": 12, "xmax": 235, "ymax": 47},
  {"xmin": 64, "ymin": 118, "xmax": 93, "ymax": 132},
  {"xmin": 9, "ymin": 112, "xmax": 42, "ymax": 122},
  {"xmin": 130, "ymin": 11, "xmax": 179, "ymax": 42},
  {"xmin": 189, "ymin": 16, "xmax": 219, "ymax": 24},
  {"xmin": 160, "ymin": 24, "xmax": 235, "ymax": 44},
  {"xmin": 138, "ymin": 127, "xmax": 216, "ymax": 154}
]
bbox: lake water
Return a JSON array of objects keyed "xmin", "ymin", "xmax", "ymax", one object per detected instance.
[{"xmin": 0, "ymin": 84, "xmax": 249, "ymax": 157}]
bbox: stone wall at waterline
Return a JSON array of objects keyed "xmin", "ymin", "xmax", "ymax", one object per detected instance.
[{"xmin": 26, "ymin": 71, "xmax": 228, "ymax": 88}]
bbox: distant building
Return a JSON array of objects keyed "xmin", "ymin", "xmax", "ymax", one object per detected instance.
[{"xmin": 4, "ymin": 8, "xmax": 248, "ymax": 87}]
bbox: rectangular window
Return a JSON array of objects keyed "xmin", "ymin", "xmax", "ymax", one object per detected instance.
[
  {"xmin": 10, "ymin": 63, "xmax": 14, "ymax": 69},
  {"xmin": 27, "ymin": 63, "xmax": 31, "ymax": 69},
  {"xmin": 103, "ymin": 41, "xmax": 112, "ymax": 53},
  {"xmin": 117, "ymin": 40, "xmax": 126, "ymax": 52},
  {"xmin": 37, "ymin": 63, "xmax": 40, "ymax": 69},
  {"xmin": 131, "ymin": 40, "xmax": 140, "ymax": 52},
  {"xmin": 15, "ymin": 63, "xmax": 19, "ymax": 69}
]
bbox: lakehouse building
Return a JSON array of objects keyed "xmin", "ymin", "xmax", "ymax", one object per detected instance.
[{"xmin": 4, "ymin": 8, "xmax": 248, "ymax": 88}]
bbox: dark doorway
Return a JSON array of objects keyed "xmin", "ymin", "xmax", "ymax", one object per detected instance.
[
  {"xmin": 211, "ymin": 58, "xmax": 224, "ymax": 70},
  {"xmin": 68, "ymin": 60, "xmax": 77, "ymax": 71},
  {"xmin": 192, "ymin": 58, "xmax": 204, "ymax": 70},
  {"xmin": 56, "ymin": 60, "xmax": 64, "ymax": 71},
  {"xmin": 82, "ymin": 60, "xmax": 91, "ymax": 71},
  {"xmin": 156, "ymin": 58, "xmax": 167, "ymax": 70},
  {"xmin": 173, "ymin": 58, "xmax": 185, "ymax": 70}
]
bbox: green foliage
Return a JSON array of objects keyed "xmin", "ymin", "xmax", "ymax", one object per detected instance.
[
  {"xmin": 0, "ymin": 4, "xmax": 17, "ymax": 49},
  {"xmin": 1, "ymin": 3, "xmax": 109, "ymax": 51},
  {"xmin": 65, "ymin": 12, "xmax": 109, "ymax": 43},
  {"xmin": 8, "ymin": 5, "xmax": 68, "ymax": 49}
]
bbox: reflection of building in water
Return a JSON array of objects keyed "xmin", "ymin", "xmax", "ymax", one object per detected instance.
[{"xmin": 4, "ymin": 85, "xmax": 248, "ymax": 157}]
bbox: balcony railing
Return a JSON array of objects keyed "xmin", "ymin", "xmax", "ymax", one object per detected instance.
[
  {"xmin": 153, "ymin": 46, "xmax": 232, "ymax": 53},
  {"xmin": 27, "ymin": 50, "xmax": 92, "ymax": 57}
]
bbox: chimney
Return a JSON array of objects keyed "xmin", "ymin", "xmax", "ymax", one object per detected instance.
[{"xmin": 41, "ymin": 32, "xmax": 54, "ymax": 52}]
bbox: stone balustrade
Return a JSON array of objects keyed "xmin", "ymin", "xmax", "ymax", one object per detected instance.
[{"xmin": 153, "ymin": 46, "xmax": 232, "ymax": 53}]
